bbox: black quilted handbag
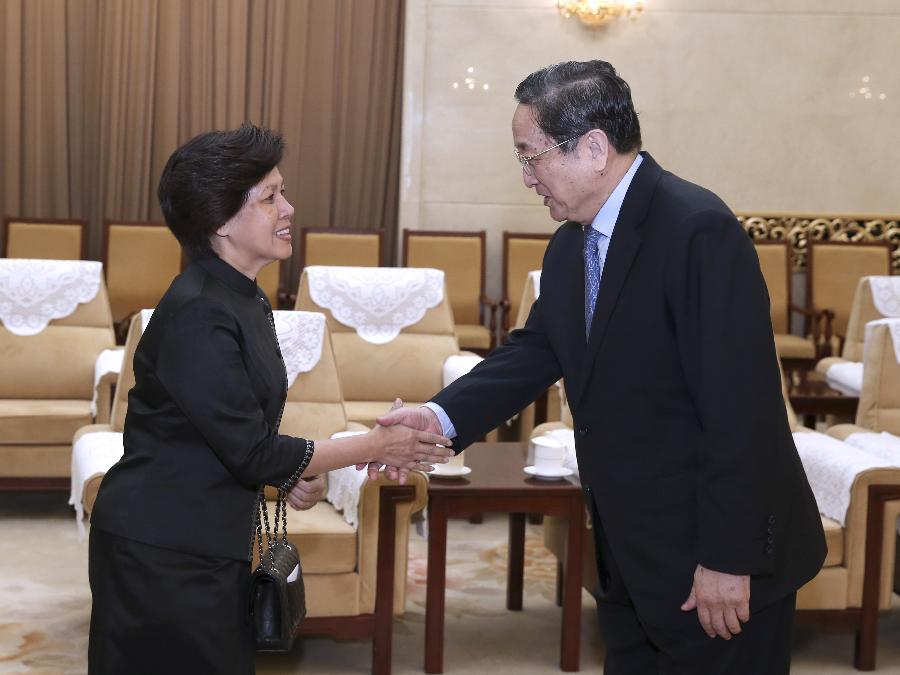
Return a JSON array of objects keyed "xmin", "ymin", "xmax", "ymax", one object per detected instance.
[{"xmin": 249, "ymin": 488, "xmax": 306, "ymax": 651}]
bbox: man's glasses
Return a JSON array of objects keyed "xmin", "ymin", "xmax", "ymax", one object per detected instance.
[{"xmin": 514, "ymin": 135, "xmax": 579, "ymax": 176}]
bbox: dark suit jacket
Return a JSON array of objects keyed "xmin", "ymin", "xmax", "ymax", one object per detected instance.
[
  {"xmin": 432, "ymin": 152, "xmax": 826, "ymax": 625},
  {"xmin": 91, "ymin": 255, "xmax": 311, "ymax": 561}
]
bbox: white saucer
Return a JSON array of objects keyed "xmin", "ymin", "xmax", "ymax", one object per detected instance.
[
  {"xmin": 524, "ymin": 465, "xmax": 574, "ymax": 480},
  {"xmin": 431, "ymin": 465, "xmax": 472, "ymax": 478}
]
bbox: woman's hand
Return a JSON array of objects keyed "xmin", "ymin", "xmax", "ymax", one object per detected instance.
[
  {"xmin": 367, "ymin": 423, "xmax": 453, "ymax": 476},
  {"xmin": 286, "ymin": 474, "xmax": 326, "ymax": 510}
]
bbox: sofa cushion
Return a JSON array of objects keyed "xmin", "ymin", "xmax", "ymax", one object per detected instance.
[
  {"xmin": 0, "ymin": 444, "xmax": 72, "ymax": 477},
  {"xmin": 344, "ymin": 400, "xmax": 427, "ymax": 429},
  {"xmin": 283, "ymin": 501, "xmax": 357, "ymax": 574},
  {"xmin": 0, "ymin": 399, "xmax": 92, "ymax": 444},
  {"xmin": 821, "ymin": 515, "xmax": 843, "ymax": 567},
  {"xmin": 455, "ymin": 324, "xmax": 491, "ymax": 351}
]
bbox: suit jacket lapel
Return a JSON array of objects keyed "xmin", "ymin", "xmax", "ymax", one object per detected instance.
[{"xmin": 571, "ymin": 152, "xmax": 662, "ymax": 406}]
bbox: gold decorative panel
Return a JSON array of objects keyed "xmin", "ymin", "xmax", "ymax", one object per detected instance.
[{"xmin": 738, "ymin": 213, "xmax": 900, "ymax": 273}]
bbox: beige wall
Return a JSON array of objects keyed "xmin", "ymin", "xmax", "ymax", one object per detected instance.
[{"xmin": 400, "ymin": 0, "xmax": 900, "ymax": 300}]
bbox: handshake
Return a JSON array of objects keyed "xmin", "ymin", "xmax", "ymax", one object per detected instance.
[{"xmin": 355, "ymin": 398, "xmax": 449, "ymax": 484}]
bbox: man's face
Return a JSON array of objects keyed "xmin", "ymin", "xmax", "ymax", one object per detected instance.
[{"xmin": 511, "ymin": 104, "xmax": 603, "ymax": 225}]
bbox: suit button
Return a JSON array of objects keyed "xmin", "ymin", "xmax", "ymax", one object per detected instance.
[
  {"xmin": 767, "ymin": 525, "xmax": 774, "ymax": 534},
  {"xmin": 765, "ymin": 544, "xmax": 774, "ymax": 555},
  {"xmin": 768, "ymin": 515, "xmax": 776, "ymax": 525},
  {"xmin": 767, "ymin": 534, "xmax": 775, "ymax": 544},
  {"xmin": 578, "ymin": 426, "xmax": 589, "ymax": 437}
]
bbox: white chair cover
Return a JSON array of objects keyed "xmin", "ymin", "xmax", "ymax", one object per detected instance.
[
  {"xmin": 868, "ymin": 276, "xmax": 900, "ymax": 318},
  {"xmin": 306, "ymin": 266, "xmax": 444, "ymax": 344},
  {"xmin": 864, "ymin": 317, "xmax": 900, "ymax": 364},
  {"xmin": 273, "ymin": 310, "xmax": 326, "ymax": 388},
  {"xmin": 326, "ymin": 430, "xmax": 369, "ymax": 528},
  {"xmin": 793, "ymin": 430, "xmax": 898, "ymax": 527},
  {"xmin": 0, "ymin": 259, "xmax": 102, "ymax": 336},
  {"xmin": 825, "ymin": 361, "xmax": 863, "ymax": 396},
  {"xmin": 69, "ymin": 431, "xmax": 125, "ymax": 537}
]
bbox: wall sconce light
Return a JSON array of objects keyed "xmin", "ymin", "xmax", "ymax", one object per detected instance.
[{"xmin": 557, "ymin": 0, "xmax": 644, "ymax": 28}]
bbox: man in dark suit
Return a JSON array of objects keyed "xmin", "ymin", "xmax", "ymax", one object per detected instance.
[{"xmin": 377, "ymin": 60, "xmax": 825, "ymax": 673}]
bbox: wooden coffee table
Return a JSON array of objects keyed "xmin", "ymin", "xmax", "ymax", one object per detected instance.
[
  {"xmin": 788, "ymin": 370, "xmax": 859, "ymax": 428},
  {"xmin": 425, "ymin": 442, "xmax": 584, "ymax": 673}
]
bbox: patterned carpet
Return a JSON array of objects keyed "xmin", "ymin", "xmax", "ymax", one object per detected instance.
[{"xmin": 2, "ymin": 494, "xmax": 900, "ymax": 674}]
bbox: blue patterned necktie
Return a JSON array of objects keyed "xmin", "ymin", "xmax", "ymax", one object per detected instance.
[{"xmin": 584, "ymin": 226, "xmax": 603, "ymax": 340}]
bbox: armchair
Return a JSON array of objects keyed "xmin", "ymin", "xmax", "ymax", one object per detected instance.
[
  {"xmin": 754, "ymin": 240, "xmax": 820, "ymax": 368},
  {"xmin": 817, "ymin": 276, "xmax": 899, "ymax": 397},
  {"xmin": 3, "ymin": 217, "xmax": 86, "ymax": 260},
  {"xmin": 294, "ymin": 266, "xmax": 484, "ymax": 428},
  {"xmin": 402, "ymin": 229, "xmax": 497, "ymax": 353},
  {"xmin": 0, "ymin": 259, "xmax": 115, "ymax": 490}
]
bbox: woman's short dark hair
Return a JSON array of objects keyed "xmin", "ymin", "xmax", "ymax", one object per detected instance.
[
  {"xmin": 157, "ymin": 124, "xmax": 285, "ymax": 259},
  {"xmin": 515, "ymin": 60, "xmax": 641, "ymax": 155}
]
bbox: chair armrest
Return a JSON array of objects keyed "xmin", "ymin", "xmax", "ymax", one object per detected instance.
[
  {"xmin": 356, "ymin": 471, "xmax": 428, "ymax": 615},
  {"xmin": 790, "ymin": 304, "xmax": 837, "ymax": 358},
  {"xmin": 479, "ymin": 294, "xmax": 500, "ymax": 349},
  {"xmin": 73, "ymin": 423, "xmax": 114, "ymax": 444},
  {"xmin": 826, "ymin": 423, "xmax": 870, "ymax": 441},
  {"xmin": 443, "ymin": 353, "xmax": 483, "ymax": 388},
  {"xmin": 345, "ymin": 421, "xmax": 369, "ymax": 434}
]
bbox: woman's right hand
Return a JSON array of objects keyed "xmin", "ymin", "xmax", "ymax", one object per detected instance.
[{"xmin": 367, "ymin": 423, "xmax": 453, "ymax": 473}]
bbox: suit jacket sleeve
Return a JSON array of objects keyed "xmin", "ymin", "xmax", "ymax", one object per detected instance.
[
  {"xmin": 666, "ymin": 209, "xmax": 787, "ymax": 576},
  {"xmin": 432, "ymin": 239, "xmax": 564, "ymax": 450},
  {"xmin": 155, "ymin": 297, "xmax": 310, "ymax": 489}
]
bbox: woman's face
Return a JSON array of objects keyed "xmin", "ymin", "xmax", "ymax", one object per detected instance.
[{"xmin": 214, "ymin": 166, "xmax": 294, "ymax": 278}]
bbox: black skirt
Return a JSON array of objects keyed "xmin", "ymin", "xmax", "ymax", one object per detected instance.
[{"xmin": 88, "ymin": 527, "xmax": 255, "ymax": 675}]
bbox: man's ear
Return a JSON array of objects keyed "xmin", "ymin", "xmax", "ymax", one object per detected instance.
[{"xmin": 585, "ymin": 129, "xmax": 609, "ymax": 172}]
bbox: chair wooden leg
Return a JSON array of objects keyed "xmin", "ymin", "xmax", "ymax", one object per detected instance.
[{"xmin": 372, "ymin": 484, "xmax": 416, "ymax": 675}]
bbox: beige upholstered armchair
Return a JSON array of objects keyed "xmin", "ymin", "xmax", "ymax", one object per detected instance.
[
  {"xmin": 816, "ymin": 276, "xmax": 898, "ymax": 397},
  {"xmin": 536, "ymin": 360, "xmax": 900, "ymax": 670},
  {"xmin": 402, "ymin": 229, "xmax": 497, "ymax": 353},
  {"xmin": 294, "ymin": 266, "xmax": 484, "ymax": 429},
  {"xmin": 75, "ymin": 310, "xmax": 426, "ymax": 674},
  {"xmin": 0, "ymin": 259, "xmax": 115, "ymax": 490},
  {"xmin": 754, "ymin": 240, "xmax": 820, "ymax": 367},
  {"xmin": 3, "ymin": 217, "xmax": 86, "ymax": 260},
  {"xmin": 501, "ymin": 269, "xmax": 563, "ymax": 444}
]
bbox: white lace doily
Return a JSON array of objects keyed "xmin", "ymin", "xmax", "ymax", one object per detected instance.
[
  {"xmin": 273, "ymin": 311, "xmax": 326, "ymax": 388},
  {"xmin": 793, "ymin": 430, "xmax": 895, "ymax": 527},
  {"xmin": 69, "ymin": 431, "xmax": 124, "ymax": 538},
  {"xmin": 529, "ymin": 270, "xmax": 541, "ymax": 298},
  {"xmin": 0, "ymin": 259, "xmax": 103, "ymax": 336},
  {"xmin": 306, "ymin": 266, "xmax": 444, "ymax": 344},
  {"xmin": 442, "ymin": 354, "xmax": 483, "ymax": 387},
  {"xmin": 825, "ymin": 361, "xmax": 863, "ymax": 396},
  {"xmin": 868, "ymin": 276, "xmax": 900, "ymax": 317},
  {"xmin": 326, "ymin": 430, "xmax": 369, "ymax": 528},
  {"xmin": 865, "ymin": 318, "xmax": 900, "ymax": 364},
  {"xmin": 827, "ymin": 430, "xmax": 900, "ymax": 534}
]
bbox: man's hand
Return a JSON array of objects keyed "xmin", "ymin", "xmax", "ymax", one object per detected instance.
[
  {"xmin": 286, "ymin": 474, "xmax": 326, "ymax": 511},
  {"xmin": 356, "ymin": 399, "xmax": 446, "ymax": 482},
  {"xmin": 680, "ymin": 564, "xmax": 750, "ymax": 639}
]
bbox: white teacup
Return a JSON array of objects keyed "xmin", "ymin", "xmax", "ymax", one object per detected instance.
[
  {"xmin": 530, "ymin": 436, "xmax": 565, "ymax": 473},
  {"xmin": 440, "ymin": 451, "xmax": 466, "ymax": 471}
]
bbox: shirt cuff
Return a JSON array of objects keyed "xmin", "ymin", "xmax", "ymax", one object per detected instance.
[{"xmin": 422, "ymin": 402, "xmax": 457, "ymax": 440}]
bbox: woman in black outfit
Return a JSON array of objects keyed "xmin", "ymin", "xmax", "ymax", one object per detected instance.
[{"xmin": 87, "ymin": 125, "xmax": 452, "ymax": 674}]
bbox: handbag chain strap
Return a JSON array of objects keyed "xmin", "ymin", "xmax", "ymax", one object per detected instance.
[{"xmin": 253, "ymin": 291, "xmax": 293, "ymax": 569}]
